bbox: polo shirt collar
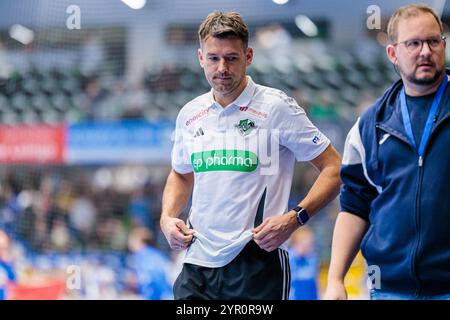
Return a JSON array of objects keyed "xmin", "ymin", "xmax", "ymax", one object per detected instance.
[{"xmin": 206, "ymin": 76, "xmax": 256, "ymax": 109}]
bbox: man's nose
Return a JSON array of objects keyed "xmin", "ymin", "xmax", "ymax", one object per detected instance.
[
  {"xmin": 218, "ymin": 59, "xmax": 228, "ymax": 73},
  {"xmin": 420, "ymin": 40, "xmax": 433, "ymax": 56}
]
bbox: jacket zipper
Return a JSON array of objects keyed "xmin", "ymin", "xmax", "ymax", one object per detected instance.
[
  {"xmin": 409, "ymin": 103, "xmax": 449, "ymax": 297},
  {"xmin": 411, "ymin": 159, "xmax": 423, "ymax": 297},
  {"xmin": 376, "ymin": 124, "xmax": 423, "ymax": 295}
]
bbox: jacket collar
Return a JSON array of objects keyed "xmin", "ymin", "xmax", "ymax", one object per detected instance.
[{"xmin": 376, "ymin": 68, "xmax": 450, "ymax": 140}]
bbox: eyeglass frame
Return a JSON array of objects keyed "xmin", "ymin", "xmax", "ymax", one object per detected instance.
[{"xmin": 392, "ymin": 35, "xmax": 447, "ymax": 54}]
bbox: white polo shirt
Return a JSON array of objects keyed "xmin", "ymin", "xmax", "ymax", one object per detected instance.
[{"xmin": 172, "ymin": 77, "xmax": 330, "ymax": 268}]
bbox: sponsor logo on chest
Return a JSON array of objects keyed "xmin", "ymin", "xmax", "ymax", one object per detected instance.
[
  {"xmin": 185, "ymin": 108, "xmax": 210, "ymax": 127},
  {"xmin": 239, "ymin": 106, "xmax": 268, "ymax": 119}
]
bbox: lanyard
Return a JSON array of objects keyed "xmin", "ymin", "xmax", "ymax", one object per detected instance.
[{"xmin": 400, "ymin": 75, "xmax": 448, "ymax": 157}]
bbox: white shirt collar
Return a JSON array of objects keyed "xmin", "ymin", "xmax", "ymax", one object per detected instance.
[{"xmin": 206, "ymin": 76, "xmax": 256, "ymax": 110}]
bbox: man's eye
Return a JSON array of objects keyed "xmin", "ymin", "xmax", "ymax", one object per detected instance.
[
  {"xmin": 406, "ymin": 40, "xmax": 421, "ymax": 48},
  {"xmin": 208, "ymin": 57, "xmax": 219, "ymax": 61},
  {"xmin": 429, "ymin": 38, "xmax": 441, "ymax": 47}
]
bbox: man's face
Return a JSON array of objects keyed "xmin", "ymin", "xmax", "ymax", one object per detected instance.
[
  {"xmin": 388, "ymin": 13, "xmax": 446, "ymax": 87},
  {"xmin": 198, "ymin": 36, "xmax": 253, "ymax": 99}
]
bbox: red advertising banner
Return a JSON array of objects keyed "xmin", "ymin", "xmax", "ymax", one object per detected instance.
[{"xmin": 0, "ymin": 125, "xmax": 66, "ymax": 164}]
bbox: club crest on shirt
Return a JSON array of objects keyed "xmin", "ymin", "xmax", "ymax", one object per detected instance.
[{"xmin": 235, "ymin": 119, "xmax": 257, "ymax": 136}]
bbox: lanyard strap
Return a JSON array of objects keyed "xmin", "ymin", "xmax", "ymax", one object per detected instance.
[{"xmin": 400, "ymin": 75, "xmax": 448, "ymax": 156}]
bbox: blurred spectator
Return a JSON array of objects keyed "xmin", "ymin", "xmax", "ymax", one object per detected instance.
[
  {"xmin": 50, "ymin": 218, "xmax": 71, "ymax": 251},
  {"xmin": 33, "ymin": 216, "xmax": 49, "ymax": 252},
  {"xmin": 97, "ymin": 217, "xmax": 127, "ymax": 251},
  {"xmin": 355, "ymin": 90, "xmax": 377, "ymax": 116},
  {"xmin": 68, "ymin": 189, "xmax": 97, "ymax": 250},
  {"xmin": 47, "ymin": 179, "xmax": 73, "ymax": 244},
  {"xmin": 127, "ymin": 227, "xmax": 173, "ymax": 300},
  {"xmin": 0, "ymin": 230, "xmax": 17, "ymax": 300},
  {"xmin": 80, "ymin": 76, "xmax": 108, "ymax": 121},
  {"xmin": 146, "ymin": 64, "xmax": 180, "ymax": 92},
  {"xmin": 0, "ymin": 186, "xmax": 21, "ymax": 234},
  {"xmin": 80, "ymin": 35, "xmax": 105, "ymax": 76},
  {"xmin": 98, "ymin": 79, "xmax": 127, "ymax": 120},
  {"xmin": 0, "ymin": 41, "xmax": 12, "ymax": 79},
  {"xmin": 309, "ymin": 91, "xmax": 341, "ymax": 122},
  {"xmin": 256, "ymin": 24, "xmax": 293, "ymax": 72},
  {"xmin": 121, "ymin": 84, "xmax": 148, "ymax": 119},
  {"xmin": 82, "ymin": 260, "xmax": 118, "ymax": 299},
  {"xmin": 17, "ymin": 204, "xmax": 38, "ymax": 250},
  {"xmin": 128, "ymin": 188, "xmax": 152, "ymax": 230},
  {"xmin": 289, "ymin": 227, "xmax": 319, "ymax": 300}
]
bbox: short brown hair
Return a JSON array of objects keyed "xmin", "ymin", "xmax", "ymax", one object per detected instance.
[
  {"xmin": 198, "ymin": 11, "xmax": 249, "ymax": 49},
  {"xmin": 387, "ymin": 4, "xmax": 443, "ymax": 43}
]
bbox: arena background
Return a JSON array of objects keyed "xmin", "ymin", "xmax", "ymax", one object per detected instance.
[{"xmin": 0, "ymin": 0, "xmax": 447, "ymax": 300}]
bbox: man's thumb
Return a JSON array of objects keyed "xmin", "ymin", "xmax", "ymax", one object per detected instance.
[{"xmin": 176, "ymin": 221, "xmax": 194, "ymax": 235}]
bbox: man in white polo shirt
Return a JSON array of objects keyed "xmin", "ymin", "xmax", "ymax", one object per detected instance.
[{"xmin": 160, "ymin": 11, "xmax": 341, "ymax": 300}]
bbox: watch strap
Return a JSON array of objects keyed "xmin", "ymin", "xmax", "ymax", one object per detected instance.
[{"xmin": 292, "ymin": 206, "xmax": 310, "ymax": 226}]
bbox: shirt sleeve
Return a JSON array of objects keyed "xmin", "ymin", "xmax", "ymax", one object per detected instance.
[
  {"xmin": 339, "ymin": 119, "xmax": 379, "ymax": 221},
  {"xmin": 171, "ymin": 112, "xmax": 193, "ymax": 174},
  {"xmin": 271, "ymin": 95, "xmax": 330, "ymax": 162}
]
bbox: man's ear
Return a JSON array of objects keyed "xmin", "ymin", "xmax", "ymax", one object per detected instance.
[
  {"xmin": 245, "ymin": 47, "xmax": 253, "ymax": 67},
  {"xmin": 198, "ymin": 48, "xmax": 204, "ymax": 68},
  {"xmin": 386, "ymin": 44, "xmax": 397, "ymax": 65}
]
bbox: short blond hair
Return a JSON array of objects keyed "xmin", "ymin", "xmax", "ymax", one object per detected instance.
[
  {"xmin": 387, "ymin": 4, "xmax": 443, "ymax": 43},
  {"xmin": 198, "ymin": 11, "xmax": 249, "ymax": 50}
]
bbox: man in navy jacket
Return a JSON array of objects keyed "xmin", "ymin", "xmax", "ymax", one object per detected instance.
[{"xmin": 325, "ymin": 4, "xmax": 450, "ymax": 300}]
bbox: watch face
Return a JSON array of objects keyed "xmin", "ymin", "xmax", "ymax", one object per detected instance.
[{"xmin": 297, "ymin": 209, "xmax": 309, "ymax": 225}]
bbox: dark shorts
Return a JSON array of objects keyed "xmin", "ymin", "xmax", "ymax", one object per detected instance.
[{"xmin": 173, "ymin": 240, "xmax": 290, "ymax": 300}]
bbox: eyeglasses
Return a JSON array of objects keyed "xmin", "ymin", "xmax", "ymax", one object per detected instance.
[{"xmin": 394, "ymin": 36, "xmax": 446, "ymax": 54}]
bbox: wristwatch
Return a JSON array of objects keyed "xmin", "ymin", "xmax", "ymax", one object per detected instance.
[{"xmin": 292, "ymin": 206, "xmax": 310, "ymax": 226}]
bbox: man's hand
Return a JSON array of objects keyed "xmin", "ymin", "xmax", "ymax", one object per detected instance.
[
  {"xmin": 323, "ymin": 280, "xmax": 348, "ymax": 300},
  {"xmin": 252, "ymin": 211, "xmax": 298, "ymax": 252},
  {"xmin": 160, "ymin": 216, "xmax": 195, "ymax": 251}
]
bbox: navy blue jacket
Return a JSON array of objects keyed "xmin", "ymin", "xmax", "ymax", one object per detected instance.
[{"xmin": 340, "ymin": 70, "xmax": 450, "ymax": 296}]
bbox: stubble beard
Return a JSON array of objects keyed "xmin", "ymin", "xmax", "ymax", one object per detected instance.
[{"xmin": 404, "ymin": 63, "xmax": 445, "ymax": 86}]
